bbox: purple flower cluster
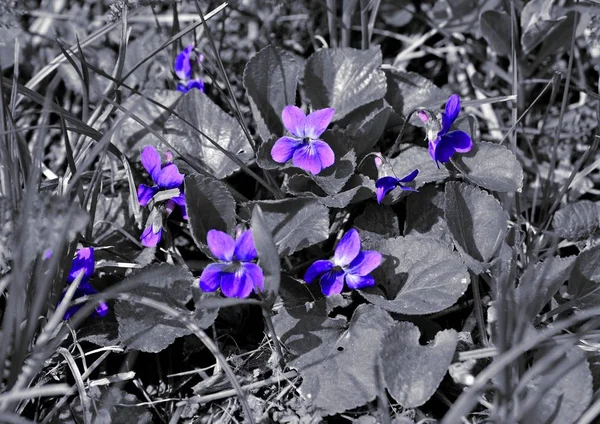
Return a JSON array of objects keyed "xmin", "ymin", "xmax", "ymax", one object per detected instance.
[
  {"xmin": 60, "ymin": 247, "xmax": 108, "ymax": 320},
  {"xmin": 271, "ymin": 106, "xmax": 336, "ymax": 175},
  {"xmin": 137, "ymin": 146, "xmax": 187, "ymax": 247},
  {"xmin": 199, "ymin": 229, "xmax": 264, "ymax": 298},
  {"xmin": 174, "ymin": 44, "xmax": 205, "ymax": 94},
  {"xmin": 304, "ymin": 229, "xmax": 382, "ymax": 296},
  {"xmin": 374, "ymin": 94, "xmax": 472, "ymax": 203}
]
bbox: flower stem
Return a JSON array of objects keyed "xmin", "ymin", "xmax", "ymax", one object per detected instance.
[{"xmin": 261, "ymin": 305, "xmax": 285, "ymax": 370}]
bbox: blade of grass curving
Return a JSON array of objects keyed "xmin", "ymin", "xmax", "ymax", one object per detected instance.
[
  {"xmin": 540, "ymin": 18, "xmax": 578, "ymax": 222},
  {"xmin": 56, "ymin": 112, "xmax": 83, "ymax": 200},
  {"xmin": 192, "ymin": 0, "xmax": 256, "ymax": 152},
  {"xmin": 442, "ymin": 308, "xmax": 600, "ymax": 423},
  {"xmin": 360, "ymin": 0, "xmax": 369, "ymax": 49},
  {"xmin": 55, "ymin": 348, "xmax": 91, "ymax": 424}
]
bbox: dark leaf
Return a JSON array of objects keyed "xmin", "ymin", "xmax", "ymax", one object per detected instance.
[
  {"xmin": 256, "ymin": 136, "xmax": 282, "ymax": 170},
  {"xmin": 568, "ymin": 245, "xmax": 600, "ymax": 309},
  {"xmin": 553, "ymin": 200, "xmax": 599, "ymax": 241},
  {"xmin": 243, "ymin": 45, "xmax": 301, "ymax": 143},
  {"xmin": 390, "ymin": 144, "xmax": 450, "ymax": 188},
  {"xmin": 516, "ymin": 256, "xmax": 576, "ymax": 321},
  {"xmin": 240, "ymin": 198, "xmax": 329, "ymax": 255},
  {"xmin": 385, "ymin": 70, "xmax": 449, "ymax": 126},
  {"xmin": 251, "ymin": 205, "xmax": 281, "ymax": 299},
  {"xmin": 480, "ymin": 10, "xmax": 512, "ymax": 57},
  {"xmin": 381, "ymin": 322, "xmax": 457, "ymax": 407},
  {"xmin": 279, "ymin": 274, "xmax": 324, "ymax": 309},
  {"xmin": 123, "ymin": 32, "xmax": 171, "ymax": 90},
  {"xmin": 337, "ymin": 99, "xmax": 393, "ymax": 157},
  {"xmin": 304, "ymin": 47, "xmax": 387, "ymax": 121},
  {"xmin": 113, "ymin": 89, "xmax": 182, "ymax": 153},
  {"xmin": 163, "ymin": 90, "xmax": 253, "ymax": 179},
  {"xmin": 523, "ymin": 344, "xmax": 592, "ymax": 424},
  {"xmin": 115, "ymin": 264, "xmax": 216, "ymax": 353},
  {"xmin": 273, "ymin": 302, "xmax": 395, "ymax": 415},
  {"xmin": 285, "ymin": 174, "xmax": 374, "ymax": 209},
  {"xmin": 361, "ymin": 235, "xmax": 470, "ymax": 315},
  {"xmin": 453, "ymin": 141, "xmax": 523, "ymax": 193},
  {"xmin": 185, "ymin": 173, "xmax": 236, "ymax": 250},
  {"xmin": 444, "ymin": 182, "xmax": 508, "ymax": 273},
  {"xmin": 404, "ymin": 184, "xmax": 452, "ymax": 244},
  {"xmin": 521, "ymin": 0, "xmax": 566, "ymax": 55},
  {"xmin": 355, "ymin": 204, "xmax": 400, "ymax": 245},
  {"xmin": 311, "ymin": 150, "xmax": 356, "ymax": 195}
]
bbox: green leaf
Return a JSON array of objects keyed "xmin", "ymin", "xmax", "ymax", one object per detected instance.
[
  {"xmin": 337, "ymin": 99, "xmax": 393, "ymax": 157},
  {"xmin": 361, "ymin": 235, "xmax": 470, "ymax": 315},
  {"xmin": 185, "ymin": 173, "xmax": 236, "ymax": 250},
  {"xmin": 552, "ymin": 200, "xmax": 600, "ymax": 241},
  {"xmin": 355, "ymin": 204, "xmax": 400, "ymax": 245},
  {"xmin": 480, "ymin": 10, "xmax": 512, "ymax": 57},
  {"xmin": 311, "ymin": 150, "xmax": 356, "ymax": 195},
  {"xmin": 444, "ymin": 182, "xmax": 508, "ymax": 273},
  {"xmin": 381, "ymin": 322, "xmax": 458, "ymax": 407},
  {"xmin": 115, "ymin": 264, "xmax": 217, "ymax": 353},
  {"xmin": 568, "ymin": 245, "xmax": 600, "ymax": 308},
  {"xmin": 251, "ymin": 205, "xmax": 281, "ymax": 299},
  {"xmin": 404, "ymin": 184, "xmax": 452, "ymax": 244},
  {"xmin": 243, "ymin": 45, "xmax": 300, "ymax": 143},
  {"xmin": 240, "ymin": 198, "xmax": 329, "ymax": 255},
  {"xmin": 273, "ymin": 302, "xmax": 395, "ymax": 415},
  {"xmin": 113, "ymin": 89, "xmax": 182, "ymax": 153},
  {"xmin": 520, "ymin": 0, "xmax": 567, "ymax": 55},
  {"xmin": 163, "ymin": 90, "xmax": 253, "ymax": 179},
  {"xmin": 453, "ymin": 141, "xmax": 523, "ymax": 193},
  {"xmin": 256, "ymin": 136, "xmax": 282, "ymax": 170},
  {"xmin": 390, "ymin": 144, "xmax": 450, "ymax": 188},
  {"xmin": 523, "ymin": 344, "xmax": 592, "ymax": 424},
  {"xmin": 515, "ymin": 256, "xmax": 576, "ymax": 321},
  {"xmin": 304, "ymin": 47, "xmax": 387, "ymax": 121},
  {"xmin": 385, "ymin": 70, "xmax": 449, "ymax": 126},
  {"xmin": 285, "ymin": 174, "xmax": 374, "ymax": 209}
]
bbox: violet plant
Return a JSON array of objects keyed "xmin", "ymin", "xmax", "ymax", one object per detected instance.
[
  {"xmin": 174, "ymin": 44, "xmax": 205, "ymax": 93},
  {"xmin": 271, "ymin": 105, "xmax": 336, "ymax": 175},
  {"xmin": 137, "ymin": 145, "xmax": 187, "ymax": 247},
  {"xmin": 199, "ymin": 229, "xmax": 264, "ymax": 298},
  {"xmin": 304, "ymin": 228, "xmax": 382, "ymax": 295},
  {"xmin": 60, "ymin": 247, "xmax": 108, "ymax": 320}
]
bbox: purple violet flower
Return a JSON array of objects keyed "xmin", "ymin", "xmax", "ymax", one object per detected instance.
[
  {"xmin": 271, "ymin": 105, "xmax": 336, "ymax": 175},
  {"xmin": 375, "ymin": 169, "xmax": 419, "ymax": 204},
  {"xmin": 174, "ymin": 44, "xmax": 205, "ymax": 94},
  {"xmin": 140, "ymin": 224, "xmax": 162, "ymax": 248},
  {"xmin": 137, "ymin": 146, "xmax": 186, "ymax": 212},
  {"xmin": 428, "ymin": 94, "xmax": 473, "ymax": 167},
  {"xmin": 304, "ymin": 229, "xmax": 382, "ymax": 296},
  {"xmin": 199, "ymin": 229, "xmax": 264, "ymax": 298},
  {"xmin": 60, "ymin": 247, "xmax": 108, "ymax": 320}
]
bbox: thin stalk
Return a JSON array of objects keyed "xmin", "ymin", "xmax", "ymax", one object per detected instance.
[
  {"xmin": 472, "ymin": 276, "xmax": 488, "ymax": 347},
  {"xmin": 360, "ymin": 0, "xmax": 369, "ymax": 50},
  {"xmin": 326, "ymin": 0, "xmax": 338, "ymax": 47},
  {"xmin": 261, "ymin": 306, "xmax": 285, "ymax": 370}
]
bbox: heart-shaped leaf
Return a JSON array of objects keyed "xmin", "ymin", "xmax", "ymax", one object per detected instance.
[
  {"xmin": 515, "ymin": 256, "xmax": 576, "ymax": 321},
  {"xmin": 380, "ymin": 322, "xmax": 457, "ymax": 407},
  {"xmin": 390, "ymin": 144, "xmax": 450, "ymax": 188},
  {"xmin": 568, "ymin": 245, "xmax": 600, "ymax": 309},
  {"xmin": 520, "ymin": 0, "xmax": 566, "ymax": 55},
  {"xmin": 311, "ymin": 150, "xmax": 356, "ymax": 195},
  {"xmin": 337, "ymin": 99, "xmax": 393, "ymax": 157},
  {"xmin": 453, "ymin": 141, "xmax": 523, "ymax": 193},
  {"xmin": 355, "ymin": 204, "xmax": 400, "ymax": 244},
  {"xmin": 163, "ymin": 90, "xmax": 253, "ymax": 179},
  {"xmin": 444, "ymin": 182, "xmax": 508, "ymax": 273},
  {"xmin": 480, "ymin": 10, "xmax": 512, "ymax": 57},
  {"xmin": 385, "ymin": 70, "xmax": 449, "ymax": 126},
  {"xmin": 185, "ymin": 173, "xmax": 236, "ymax": 249},
  {"xmin": 243, "ymin": 45, "xmax": 300, "ymax": 143},
  {"xmin": 115, "ymin": 264, "xmax": 217, "ymax": 353},
  {"xmin": 304, "ymin": 47, "xmax": 387, "ymax": 121},
  {"xmin": 240, "ymin": 198, "xmax": 329, "ymax": 255},
  {"xmin": 361, "ymin": 234, "xmax": 470, "ymax": 315},
  {"xmin": 553, "ymin": 200, "xmax": 599, "ymax": 241},
  {"xmin": 404, "ymin": 184, "xmax": 452, "ymax": 244},
  {"xmin": 523, "ymin": 344, "xmax": 592, "ymax": 424},
  {"xmin": 273, "ymin": 302, "xmax": 395, "ymax": 415}
]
